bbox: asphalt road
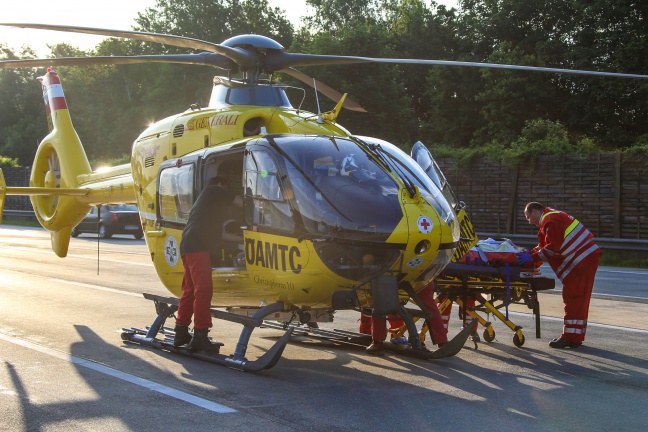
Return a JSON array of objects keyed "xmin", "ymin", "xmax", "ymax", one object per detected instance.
[
  {"xmin": 1, "ymin": 225, "xmax": 647, "ymax": 431},
  {"xmin": 538, "ymin": 264, "xmax": 648, "ymax": 302}
]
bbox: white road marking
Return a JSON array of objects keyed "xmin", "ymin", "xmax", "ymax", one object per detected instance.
[
  {"xmin": 0, "ymin": 332, "xmax": 237, "ymax": 414},
  {"xmin": 598, "ymin": 269, "xmax": 648, "ymax": 275},
  {"xmin": 47, "ymin": 278, "xmax": 143, "ymax": 297},
  {"xmin": 2, "ymin": 268, "xmax": 147, "ymax": 297},
  {"xmin": 0, "ymin": 245, "xmax": 151, "ymax": 266}
]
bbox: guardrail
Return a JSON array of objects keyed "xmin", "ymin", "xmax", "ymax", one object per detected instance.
[
  {"xmin": 477, "ymin": 232, "xmax": 648, "ymax": 252},
  {"xmin": 2, "ymin": 209, "xmax": 38, "ymax": 222},
  {"xmin": 1, "ymin": 210, "xmax": 646, "ymax": 252}
]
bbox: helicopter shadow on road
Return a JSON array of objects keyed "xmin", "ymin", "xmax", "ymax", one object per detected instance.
[
  {"xmin": 451, "ymin": 334, "xmax": 648, "ymax": 397},
  {"xmin": 250, "ymin": 325, "xmax": 648, "ymax": 431},
  {"xmin": 246, "ymin": 339, "xmax": 569, "ymax": 431},
  {"xmin": 8, "ymin": 321, "xmax": 647, "ymax": 431},
  {"xmin": 3, "ymin": 324, "xmax": 259, "ymax": 431}
]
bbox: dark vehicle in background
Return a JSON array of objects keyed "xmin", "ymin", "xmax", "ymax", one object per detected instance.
[{"xmin": 71, "ymin": 204, "xmax": 144, "ymax": 239}]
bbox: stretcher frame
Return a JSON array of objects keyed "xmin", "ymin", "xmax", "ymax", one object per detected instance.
[{"xmin": 421, "ymin": 263, "xmax": 554, "ymax": 347}]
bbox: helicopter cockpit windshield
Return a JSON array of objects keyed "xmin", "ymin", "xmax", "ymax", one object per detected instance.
[
  {"xmin": 245, "ymin": 135, "xmax": 402, "ymax": 243},
  {"xmin": 354, "ymin": 136, "xmax": 458, "ymax": 237}
]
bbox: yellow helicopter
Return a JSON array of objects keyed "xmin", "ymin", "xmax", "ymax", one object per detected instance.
[{"xmin": 1, "ymin": 24, "xmax": 646, "ymax": 371}]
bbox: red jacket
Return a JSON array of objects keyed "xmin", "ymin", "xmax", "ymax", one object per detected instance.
[{"xmin": 530, "ymin": 207, "xmax": 600, "ymax": 280}]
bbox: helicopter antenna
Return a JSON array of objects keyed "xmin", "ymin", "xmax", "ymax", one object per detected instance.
[
  {"xmin": 313, "ymin": 79, "xmax": 323, "ymax": 124},
  {"xmin": 283, "ymin": 84, "xmax": 307, "ymax": 114},
  {"xmin": 297, "ymin": 87, "xmax": 306, "ymax": 114},
  {"xmin": 96, "ymin": 205, "xmax": 101, "ymax": 275}
]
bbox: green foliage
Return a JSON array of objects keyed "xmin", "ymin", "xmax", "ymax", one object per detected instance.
[
  {"xmin": 1, "ymin": 0, "xmax": 648, "ymax": 167},
  {"xmin": 599, "ymin": 250, "xmax": 648, "ymax": 269},
  {"xmin": 429, "ymin": 119, "xmax": 602, "ymax": 167},
  {"xmin": 622, "ymin": 139, "xmax": 648, "ymax": 172},
  {"xmin": 503, "ymin": 119, "xmax": 598, "ymax": 164},
  {"xmin": 0, "ymin": 155, "xmax": 20, "ymax": 168},
  {"xmin": 90, "ymin": 154, "xmax": 131, "ymax": 169}
]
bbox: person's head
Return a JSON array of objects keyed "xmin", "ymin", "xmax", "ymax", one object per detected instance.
[
  {"xmin": 524, "ymin": 202, "xmax": 545, "ymax": 227},
  {"xmin": 208, "ymin": 176, "xmax": 228, "ymax": 188}
]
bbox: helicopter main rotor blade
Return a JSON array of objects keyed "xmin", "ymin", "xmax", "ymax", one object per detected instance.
[
  {"xmin": 0, "ymin": 23, "xmax": 255, "ymax": 68},
  {"xmin": 281, "ymin": 68, "xmax": 367, "ymax": 112},
  {"xmin": 269, "ymin": 52, "xmax": 648, "ymax": 80},
  {"xmin": 0, "ymin": 53, "xmax": 232, "ymax": 69}
]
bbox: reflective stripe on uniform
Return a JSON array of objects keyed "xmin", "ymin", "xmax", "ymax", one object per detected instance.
[
  {"xmin": 540, "ymin": 211, "xmax": 561, "ymax": 223},
  {"xmin": 561, "ymin": 229, "xmax": 591, "ymax": 257},
  {"xmin": 557, "ymin": 243, "xmax": 600, "ymax": 279},
  {"xmin": 564, "ymin": 219, "xmax": 580, "ymax": 238}
]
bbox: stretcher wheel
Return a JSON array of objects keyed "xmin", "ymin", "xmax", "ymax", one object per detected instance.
[
  {"xmin": 513, "ymin": 333, "xmax": 525, "ymax": 347},
  {"xmin": 482, "ymin": 329, "xmax": 495, "ymax": 342}
]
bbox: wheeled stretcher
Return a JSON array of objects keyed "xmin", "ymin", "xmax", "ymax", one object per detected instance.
[{"xmin": 430, "ymin": 262, "xmax": 555, "ymax": 347}]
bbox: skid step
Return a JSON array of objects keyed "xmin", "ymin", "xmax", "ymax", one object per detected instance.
[{"xmin": 121, "ymin": 293, "xmax": 293, "ymax": 372}]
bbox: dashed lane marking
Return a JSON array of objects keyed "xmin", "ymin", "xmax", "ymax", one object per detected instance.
[{"xmin": 0, "ymin": 331, "xmax": 237, "ymax": 414}]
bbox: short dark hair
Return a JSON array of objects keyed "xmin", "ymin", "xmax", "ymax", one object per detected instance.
[{"xmin": 525, "ymin": 202, "xmax": 544, "ymax": 213}]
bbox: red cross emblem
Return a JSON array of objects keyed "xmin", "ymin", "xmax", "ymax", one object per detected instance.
[{"xmin": 418, "ymin": 216, "xmax": 433, "ymax": 234}]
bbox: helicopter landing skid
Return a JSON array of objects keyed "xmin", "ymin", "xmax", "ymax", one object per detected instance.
[
  {"xmin": 261, "ymin": 319, "xmax": 477, "ymax": 360},
  {"xmin": 120, "ymin": 293, "xmax": 293, "ymax": 372}
]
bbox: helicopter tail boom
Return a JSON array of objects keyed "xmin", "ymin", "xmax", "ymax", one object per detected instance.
[{"xmin": 2, "ymin": 69, "xmax": 136, "ymax": 256}]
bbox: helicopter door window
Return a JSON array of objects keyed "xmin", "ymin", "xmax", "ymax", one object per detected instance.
[
  {"xmin": 244, "ymin": 150, "xmax": 294, "ymax": 231},
  {"xmin": 410, "ymin": 141, "xmax": 459, "ymax": 210},
  {"xmin": 158, "ymin": 164, "xmax": 195, "ymax": 224}
]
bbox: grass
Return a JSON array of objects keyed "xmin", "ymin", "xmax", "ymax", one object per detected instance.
[
  {"xmin": 1, "ymin": 219, "xmax": 41, "ymax": 227},
  {"xmin": 600, "ymin": 250, "xmax": 648, "ymax": 269}
]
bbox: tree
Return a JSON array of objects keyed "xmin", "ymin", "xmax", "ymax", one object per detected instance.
[
  {"xmin": 458, "ymin": 0, "xmax": 648, "ymax": 149},
  {"xmin": 0, "ymin": 45, "xmax": 47, "ymax": 165}
]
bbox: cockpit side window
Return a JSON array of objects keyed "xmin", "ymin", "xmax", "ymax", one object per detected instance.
[
  {"xmin": 244, "ymin": 150, "xmax": 294, "ymax": 231},
  {"xmin": 158, "ymin": 163, "xmax": 194, "ymax": 224}
]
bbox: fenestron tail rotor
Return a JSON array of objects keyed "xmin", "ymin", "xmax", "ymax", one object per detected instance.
[{"xmin": 45, "ymin": 149, "xmax": 61, "ymax": 213}]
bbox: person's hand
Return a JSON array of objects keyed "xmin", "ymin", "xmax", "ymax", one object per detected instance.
[{"xmin": 515, "ymin": 252, "xmax": 533, "ymax": 265}]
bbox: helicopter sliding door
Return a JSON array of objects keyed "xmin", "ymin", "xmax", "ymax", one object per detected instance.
[
  {"xmin": 157, "ymin": 163, "xmax": 194, "ymax": 226},
  {"xmin": 155, "ymin": 147, "xmax": 248, "ymax": 269}
]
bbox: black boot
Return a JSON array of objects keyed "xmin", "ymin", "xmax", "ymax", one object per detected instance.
[
  {"xmin": 173, "ymin": 324, "xmax": 192, "ymax": 347},
  {"xmin": 187, "ymin": 328, "xmax": 213, "ymax": 351}
]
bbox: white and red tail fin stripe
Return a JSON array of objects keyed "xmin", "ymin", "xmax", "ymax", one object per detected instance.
[{"xmin": 39, "ymin": 68, "xmax": 68, "ymax": 127}]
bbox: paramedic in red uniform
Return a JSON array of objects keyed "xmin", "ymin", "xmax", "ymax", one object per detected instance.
[
  {"xmin": 516, "ymin": 202, "xmax": 601, "ymax": 348},
  {"xmin": 364, "ymin": 282, "xmax": 447, "ymax": 355},
  {"xmin": 173, "ymin": 176, "xmax": 242, "ymax": 350}
]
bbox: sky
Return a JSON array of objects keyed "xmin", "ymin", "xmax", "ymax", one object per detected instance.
[{"xmin": 1, "ymin": 0, "xmax": 458, "ymax": 56}]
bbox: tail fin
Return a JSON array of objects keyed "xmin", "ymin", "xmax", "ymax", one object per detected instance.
[
  {"xmin": 3, "ymin": 69, "xmax": 136, "ymax": 256},
  {"xmin": 29, "ymin": 69, "xmax": 93, "ymax": 255}
]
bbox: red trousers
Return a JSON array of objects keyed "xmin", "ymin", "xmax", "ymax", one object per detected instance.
[
  {"xmin": 359, "ymin": 282, "xmax": 447, "ymax": 346},
  {"xmin": 418, "ymin": 283, "xmax": 448, "ymax": 346},
  {"xmin": 176, "ymin": 251, "xmax": 214, "ymax": 330},
  {"xmin": 560, "ymin": 252, "xmax": 601, "ymax": 343},
  {"xmin": 438, "ymin": 296, "xmax": 476, "ymax": 333},
  {"xmin": 360, "ymin": 314, "xmax": 404, "ymax": 342}
]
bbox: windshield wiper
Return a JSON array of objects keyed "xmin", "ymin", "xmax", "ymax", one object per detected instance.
[
  {"xmin": 267, "ymin": 138, "xmax": 352, "ymax": 222},
  {"xmin": 353, "ymin": 137, "xmax": 417, "ymax": 198}
]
